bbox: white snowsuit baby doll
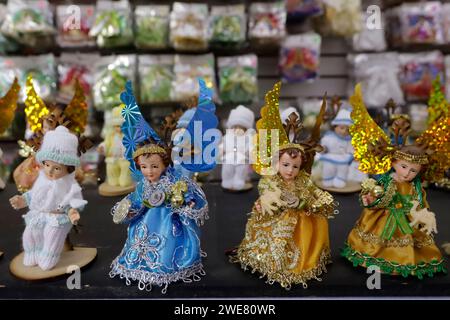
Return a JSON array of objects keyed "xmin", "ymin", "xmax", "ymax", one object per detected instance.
[
  {"xmin": 9, "ymin": 126, "xmax": 87, "ymax": 271},
  {"xmin": 221, "ymin": 105, "xmax": 255, "ymax": 191},
  {"xmin": 319, "ymin": 108, "xmax": 354, "ymax": 188}
]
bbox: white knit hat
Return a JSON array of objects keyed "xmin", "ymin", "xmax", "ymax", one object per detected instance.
[
  {"xmin": 111, "ymin": 104, "xmax": 125, "ymax": 126},
  {"xmin": 36, "ymin": 126, "xmax": 80, "ymax": 167},
  {"xmin": 227, "ymin": 105, "xmax": 255, "ymax": 129},
  {"xmin": 280, "ymin": 107, "xmax": 299, "ymax": 123},
  {"xmin": 331, "ymin": 108, "xmax": 353, "ymax": 126}
]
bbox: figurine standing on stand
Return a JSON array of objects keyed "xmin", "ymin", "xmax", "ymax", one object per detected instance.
[
  {"xmin": 342, "ymin": 84, "xmax": 449, "ymax": 278},
  {"xmin": 221, "ymin": 105, "xmax": 255, "ymax": 192},
  {"xmin": 229, "ymin": 82, "xmax": 337, "ymax": 289},
  {"xmin": 98, "ymin": 104, "xmax": 134, "ymax": 196},
  {"xmin": 9, "ymin": 126, "xmax": 96, "ymax": 279},
  {"xmin": 109, "ymin": 79, "xmax": 219, "ymax": 292}
]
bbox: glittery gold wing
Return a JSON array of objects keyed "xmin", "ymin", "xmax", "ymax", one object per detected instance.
[
  {"xmin": 349, "ymin": 83, "xmax": 392, "ymax": 174},
  {"xmin": 252, "ymin": 82, "xmax": 289, "ymax": 175},
  {"xmin": 24, "ymin": 75, "xmax": 49, "ymax": 133},
  {"xmin": 415, "ymin": 116, "xmax": 450, "ymax": 182},
  {"xmin": 64, "ymin": 79, "xmax": 88, "ymax": 135},
  {"xmin": 0, "ymin": 77, "xmax": 20, "ymax": 134}
]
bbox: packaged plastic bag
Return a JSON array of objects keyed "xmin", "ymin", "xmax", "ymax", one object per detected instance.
[
  {"xmin": 218, "ymin": 54, "xmax": 258, "ymax": 104},
  {"xmin": 135, "ymin": 5, "xmax": 170, "ymax": 50},
  {"xmin": 89, "ymin": 0, "xmax": 133, "ymax": 48},
  {"xmin": 56, "ymin": 4, "xmax": 96, "ymax": 48},
  {"xmin": 352, "ymin": 12, "xmax": 387, "ymax": 52},
  {"xmin": 0, "ymin": 3, "xmax": 19, "ymax": 54},
  {"xmin": 315, "ymin": 0, "xmax": 362, "ymax": 37},
  {"xmin": 248, "ymin": 1, "xmax": 286, "ymax": 47},
  {"xmin": 408, "ymin": 103, "xmax": 428, "ymax": 134},
  {"xmin": 209, "ymin": 4, "xmax": 246, "ymax": 49},
  {"xmin": 286, "ymin": 0, "xmax": 323, "ymax": 20},
  {"xmin": 93, "ymin": 55, "xmax": 136, "ymax": 111},
  {"xmin": 170, "ymin": 2, "xmax": 208, "ymax": 51},
  {"xmin": 279, "ymin": 32, "xmax": 321, "ymax": 83},
  {"xmin": 398, "ymin": 2, "xmax": 443, "ymax": 45},
  {"xmin": 173, "ymin": 54, "xmax": 215, "ymax": 101},
  {"xmin": 139, "ymin": 55, "xmax": 174, "ymax": 104},
  {"xmin": 442, "ymin": 4, "xmax": 450, "ymax": 44},
  {"xmin": 0, "ymin": 0, "xmax": 55, "ymax": 50},
  {"xmin": 399, "ymin": 51, "xmax": 444, "ymax": 101},
  {"xmin": 348, "ymin": 52, "xmax": 404, "ymax": 108}
]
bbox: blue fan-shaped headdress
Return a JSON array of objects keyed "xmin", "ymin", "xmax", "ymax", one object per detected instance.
[{"xmin": 120, "ymin": 78, "xmax": 219, "ymax": 182}]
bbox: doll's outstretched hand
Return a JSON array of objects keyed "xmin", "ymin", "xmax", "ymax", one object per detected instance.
[
  {"xmin": 361, "ymin": 194, "xmax": 376, "ymax": 206},
  {"xmin": 9, "ymin": 195, "xmax": 27, "ymax": 210},
  {"xmin": 68, "ymin": 208, "xmax": 81, "ymax": 225}
]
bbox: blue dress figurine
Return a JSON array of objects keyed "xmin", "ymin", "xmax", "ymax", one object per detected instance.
[{"xmin": 109, "ymin": 79, "xmax": 219, "ymax": 292}]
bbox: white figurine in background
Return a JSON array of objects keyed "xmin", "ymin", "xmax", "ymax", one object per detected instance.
[
  {"xmin": 221, "ymin": 105, "xmax": 255, "ymax": 192},
  {"xmin": 318, "ymin": 108, "xmax": 354, "ymax": 188}
]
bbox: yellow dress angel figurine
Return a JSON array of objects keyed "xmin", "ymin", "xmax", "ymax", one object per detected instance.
[
  {"xmin": 229, "ymin": 82, "xmax": 338, "ymax": 289},
  {"xmin": 342, "ymin": 83, "xmax": 449, "ymax": 278}
]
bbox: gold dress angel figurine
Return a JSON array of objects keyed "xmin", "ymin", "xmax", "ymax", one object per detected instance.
[
  {"xmin": 229, "ymin": 82, "xmax": 338, "ymax": 289},
  {"xmin": 342, "ymin": 84, "xmax": 449, "ymax": 278}
]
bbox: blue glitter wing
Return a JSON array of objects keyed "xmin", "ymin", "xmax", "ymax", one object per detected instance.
[
  {"xmin": 180, "ymin": 78, "xmax": 220, "ymax": 172},
  {"xmin": 120, "ymin": 81, "xmax": 162, "ymax": 181}
]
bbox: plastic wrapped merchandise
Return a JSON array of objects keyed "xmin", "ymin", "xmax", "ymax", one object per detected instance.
[
  {"xmin": 56, "ymin": 4, "xmax": 96, "ymax": 48},
  {"xmin": 408, "ymin": 103, "xmax": 428, "ymax": 135},
  {"xmin": 398, "ymin": 2, "xmax": 443, "ymax": 45},
  {"xmin": 89, "ymin": 0, "xmax": 133, "ymax": 49},
  {"xmin": 172, "ymin": 54, "xmax": 216, "ymax": 102},
  {"xmin": 399, "ymin": 51, "xmax": 444, "ymax": 101},
  {"xmin": 279, "ymin": 32, "xmax": 321, "ymax": 83},
  {"xmin": 0, "ymin": 57, "xmax": 22, "ymax": 96},
  {"xmin": 348, "ymin": 53, "xmax": 404, "ymax": 108},
  {"xmin": 139, "ymin": 55, "xmax": 174, "ymax": 104},
  {"xmin": 248, "ymin": 1, "xmax": 287, "ymax": 47},
  {"xmin": 445, "ymin": 56, "xmax": 450, "ymax": 100},
  {"xmin": 218, "ymin": 54, "xmax": 258, "ymax": 104},
  {"xmin": 286, "ymin": 0, "xmax": 323, "ymax": 20},
  {"xmin": 170, "ymin": 2, "xmax": 209, "ymax": 51},
  {"xmin": 442, "ymin": 4, "xmax": 450, "ymax": 44},
  {"xmin": 0, "ymin": 3, "xmax": 19, "ymax": 54},
  {"xmin": 352, "ymin": 11, "xmax": 387, "ymax": 52},
  {"xmin": 135, "ymin": 5, "xmax": 170, "ymax": 50},
  {"xmin": 93, "ymin": 55, "xmax": 136, "ymax": 111},
  {"xmin": 0, "ymin": 0, "xmax": 55, "ymax": 50},
  {"xmin": 57, "ymin": 53, "xmax": 99, "ymax": 105},
  {"xmin": 315, "ymin": 0, "xmax": 362, "ymax": 37},
  {"xmin": 209, "ymin": 4, "xmax": 246, "ymax": 50}
]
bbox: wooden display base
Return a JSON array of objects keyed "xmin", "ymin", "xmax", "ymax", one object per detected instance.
[
  {"xmin": 314, "ymin": 179, "xmax": 362, "ymax": 194},
  {"xmin": 98, "ymin": 182, "xmax": 135, "ymax": 197},
  {"xmin": 222, "ymin": 182, "xmax": 253, "ymax": 193},
  {"xmin": 9, "ymin": 247, "xmax": 97, "ymax": 281}
]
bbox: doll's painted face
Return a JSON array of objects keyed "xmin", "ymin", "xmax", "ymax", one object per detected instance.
[
  {"xmin": 278, "ymin": 152, "xmax": 302, "ymax": 182},
  {"xmin": 43, "ymin": 160, "xmax": 69, "ymax": 180},
  {"xmin": 138, "ymin": 154, "xmax": 166, "ymax": 183},
  {"xmin": 334, "ymin": 125, "xmax": 349, "ymax": 137},
  {"xmin": 392, "ymin": 159, "xmax": 422, "ymax": 183}
]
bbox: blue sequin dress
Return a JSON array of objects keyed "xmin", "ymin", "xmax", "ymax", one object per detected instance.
[{"xmin": 109, "ymin": 168, "xmax": 209, "ymax": 292}]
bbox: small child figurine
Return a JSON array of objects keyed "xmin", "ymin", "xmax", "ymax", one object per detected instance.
[
  {"xmin": 229, "ymin": 82, "xmax": 337, "ymax": 289},
  {"xmin": 9, "ymin": 126, "xmax": 87, "ymax": 271},
  {"xmin": 221, "ymin": 105, "xmax": 255, "ymax": 192},
  {"xmin": 342, "ymin": 84, "xmax": 449, "ymax": 278},
  {"xmin": 109, "ymin": 79, "xmax": 218, "ymax": 292},
  {"xmin": 98, "ymin": 105, "xmax": 134, "ymax": 196}
]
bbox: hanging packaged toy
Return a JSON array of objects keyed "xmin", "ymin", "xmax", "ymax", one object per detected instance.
[
  {"xmin": 134, "ymin": 5, "xmax": 170, "ymax": 50},
  {"xmin": 248, "ymin": 1, "xmax": 286, "ymax": 47},
  {"xmin": 286, "ymin": 0, "xmax": 323, "ymax": 20},
  {"xmin": 209, "ymin": 4, "xmax": 247, "ymax": 50},
  {"xmin": 173, "ymin": 54, "xmax": 215, "ymax": 102},
  {"xmin": 399, "ymin": 51, "xmax": 444, "ymax": 101},
  {"xmin": 170, "ymin": 2, "xmax": 208, "ymax": 51},
  {"xmin": 218, "ymin": 54, "xmax": 258, "ymax": 104},
  {"xmin": 56, "ymin": 4, "xmax": 96, "ymax": 48},
  {"xmin": 139, "ymin": 55, "xmax": 174, "ymax": 104},
  {"xmin": 348, "ymin": 53, "xmax": 404, "ymax": 108},
  {"xmin": 93, "ymin": 55, "xmax": 136, "ymax": 111},
  {"xmin": 89, "ymin": 0, "xmax": 133, "ymax": 49},
  {"xmin": 314, "ymin": 0, "xmax": 362, "ymax": 37},
  {"xmin": 352, "ymin": 12, "xmax": 387, "ymax": 52},
  {"xmin": 279, "ymin": 32, "xmax": 321, "ymax": 83}
]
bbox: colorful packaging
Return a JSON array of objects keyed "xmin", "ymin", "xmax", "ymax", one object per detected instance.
[
  {"xmin": 286, "ymin": 0, "xmax": 323, "ymax": 20},
  {"xmin": 279, "ymin": 32, "xmax": 321, "ymax": 83},
  {"xmin": 209, "ymin": 4, "xmax": 247, "ymax": 49},
  {"xmin": 56, "ymin": 4, "xmax": 96, "ymax": 48},
  {"xmin": 315, "ymin": 0, "xmax": 362, "ymax": 37},
  {"xmin": 248, "ymin": 1, "xmax": 287, "ymax": 47},
  {"xmin": 139, "ymin": 55, "xmax": 174, "ymax": 103},
  {"xmin": 352, "ymin": 12, "xmax": 387, "ymax": 52},
  {"xmin": 218, "ymin": 54, "xmax": 258, "ymax": 104},
  {"xmin": 135, "ymin": 5, "xmax": 170, "ymax": 50},
  {"xmin": 170, "ymin": 2, "xmax": 209, "ymax": 51}
]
